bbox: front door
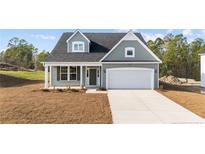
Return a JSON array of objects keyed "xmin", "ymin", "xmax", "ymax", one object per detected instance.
[{"xmin": 89, "ymin": 69, "xmax": 97, "ymax": 86}]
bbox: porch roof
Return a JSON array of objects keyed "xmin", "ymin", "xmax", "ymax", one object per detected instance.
[{"xmin": 45, "ymin": 53, "xmax": 106, "ymax": 62}]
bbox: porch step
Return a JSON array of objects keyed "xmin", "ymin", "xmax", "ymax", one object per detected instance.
[{"xmin": 86, "ymin": 89, "xmax": 107, "ymax": 94}]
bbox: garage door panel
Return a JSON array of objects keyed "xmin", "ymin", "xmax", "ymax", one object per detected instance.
[{"xmin": 107, "ymin": 68, "xmax": 154, "ymax": 89}]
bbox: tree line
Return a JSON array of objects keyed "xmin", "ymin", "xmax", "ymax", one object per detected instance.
[
  {"xmin": 147, "ymin": 34, "xmax": 205, "ymax": 81},
  {"xmin": 0, "ymin": 37, "xmax": 49, "ymax": 70},
  {"xmin": 0, "ymin": 35, "xmax": 205, "ymax": 80}
]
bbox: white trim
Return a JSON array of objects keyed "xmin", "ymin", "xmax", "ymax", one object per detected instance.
[
  {"xmin": 44, "ymin": 66, "xmax": 48, "ymax": 89},
  {"xmin": 85, "ymin": 66, "xmax": 88, "ymax": 86},
  {"xmin": 157, "ymin": 63, "xmax": 159, "ymax": 88},
  {"xmin": 44, "ymin": 62, "xmax": 160, "ymax": 67},
  {"xmin": 125, "ymin": 47, "xmax": 135, "ymax": 58},
  {"xmin": 66, "ymin": 30, "xmax": 90, "ymax": 43},
  {"xmin": 44, "ymin": 62, "xmax": 102, "ymax": 67},
  {"xmin": 80, "ymin": 66, "xmax": 83, "ymax": 87},
  {"xmin": 100, "ymin": 66, "xmax": 103, "ymax": 88},
  {"xmin": 100, "ymin": 31, "xmax": 162, "ymax": 63},
  {"xmin": 72, "ymin": 41, "xmax": 85, "ymax": 52},
  {"xmin": 106, "ymin": 67, "xmax": 154, "ymax": 71},
  {"xmin": 88, "ymin": 68, "xmax": 97, "ymax": 87},
  {"xmin": 49, "ymin": 65, "xmax": 52, "ymax": 86},
  {"xmin": 97, "ymin": 68, "xmax": 100, "ymax": 87},
  {"xmin": 106, "ymin": 67, "xmax": 154, "ymax": 90}
]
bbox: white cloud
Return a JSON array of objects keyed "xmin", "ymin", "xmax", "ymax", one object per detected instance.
[
  {"xmin": 31, "ymin": 34, "xmax": 56, "ymax": 40},
  {"xmin": 0, "ymin": 47, "xmax": 8, "ymax": 52},
  {"xmin": 116, "ymin": 29, "xmax": 130, "ymax": 32},
  {"xmin": 182, "ymin": 29, "xmax": 193, "ymax": 36},
  {"xmin": 196, "ymin": 33, "xmax": 201, "ymax": 37},
  {"xmin": 141, "ymin": 33, "xmax": 164, "ymax": 41},
  {"xmin": 116, "ymin": 29, "xmax": 138, "ymax": 32}
]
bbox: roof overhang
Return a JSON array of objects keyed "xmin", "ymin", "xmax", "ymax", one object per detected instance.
[{"xmin": 44, "ymin": 62, "xmax": 101, "ymax": 66}]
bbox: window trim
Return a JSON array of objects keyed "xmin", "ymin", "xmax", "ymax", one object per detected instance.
[
  {"xmin": 125, "ymin": 47, "xmax": 135, "ymax": 58},
  {"xmin": 69, "ymin": 66, "xmax": 77, "ymax": 81},
  {"xmin": 72, "ymin": 41, "xmax": 85, "ymax": 52},
  {"xmin": 60, "ymin": 66, "xmax": 68, "ymax": 81}
]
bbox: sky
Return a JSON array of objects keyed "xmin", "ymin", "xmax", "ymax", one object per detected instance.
[{"xmin": 1, "ymin": 29, "xmax": 205, "ymax": 52}]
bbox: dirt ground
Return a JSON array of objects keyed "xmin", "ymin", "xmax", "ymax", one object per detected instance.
[
  {"xmin": 157, "ymin": 89, "xmax": 205, "ymax": 119},
  {"xmin": 0, "ymin": 75, "xmax": 112, "ymax": 124}
]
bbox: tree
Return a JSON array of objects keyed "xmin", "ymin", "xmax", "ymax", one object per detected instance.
[
  {"xmin": 147, "ymin": 34, "xmax": 205, "ymax": 81},
  {"xmin": 36, "ymin": 51, "xmax": 49, "ymax": 70},
  {"xmin": 147, "ymin": 38, "xmax": 165, "ymax": 77},
  {"xmin": 189, "ymin": 38, "xmax": 205, "ymax": 80},
  {"xmin": 163, "ymin": 34, "xmax": 190, "ymax": 80},
  {"xmin": 0, "ymin": 51, "xmax": 4, "ymax": 62},
  {"xmin": 3, "ymin": 37, "xmax": 38, "ymax": 69}
]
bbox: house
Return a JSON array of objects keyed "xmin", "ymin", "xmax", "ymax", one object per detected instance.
[
  {"xmin": 44, "ymin": 30, "xmax": 162, "ymax": 90},
  {"xmin": 201, "ymin": 53, "xmax": 205, "ymax": 88}
]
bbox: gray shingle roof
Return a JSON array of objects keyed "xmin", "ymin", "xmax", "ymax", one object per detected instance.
[
  {"xmin": 45, "ymin": 53, "xmax": 106, "ymax": 62},
  {"xmin": 45, "ymin": 32, "xmax": 147, "ymax": 62}
]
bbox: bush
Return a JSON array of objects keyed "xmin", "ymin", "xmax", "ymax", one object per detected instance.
[{"xmin": 159, "ymin": 85, "xmax": 164, "ymax": 89}]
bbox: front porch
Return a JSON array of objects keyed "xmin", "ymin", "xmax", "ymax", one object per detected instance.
[{"xmin": 44, "ymin": 63, "xmax": 102, "ymax": 89}]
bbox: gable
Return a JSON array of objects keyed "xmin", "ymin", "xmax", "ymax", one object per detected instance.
[
  {"xmin": 102, "ymin": 40, "xmax": 159, "ymax": 62},
  {"xmin": 47, "ymin": 31, "xmax": 155, "ymax": 63},
  {"xmin": 67, "ymin": 31, "xmax": 90, "ymax": 53}
]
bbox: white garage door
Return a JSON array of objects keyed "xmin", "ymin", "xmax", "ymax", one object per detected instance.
[{"xmin": 106, "ymin": 68, "xmax": 154, "ymax": 89}]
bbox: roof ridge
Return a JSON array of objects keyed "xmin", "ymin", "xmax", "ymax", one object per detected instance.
[{"xmin": 62, "ymin": 32, "xmax": 141, "ymax": 34}]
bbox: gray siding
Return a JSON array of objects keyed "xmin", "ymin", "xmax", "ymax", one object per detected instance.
[
  {"xmin": 102, "ymin": 64, "xmax": 159, "ymax": 88},
  {"xmin": 103, "ymin": 40, "xmax": 157, "ymax": 62},
  {"xmin": 51, "ymin": 66, "xmax": 86, "ymax": 87},
  {"xmin": 68, "ymin": 32, "xmax": 89, "ymax": 53}
]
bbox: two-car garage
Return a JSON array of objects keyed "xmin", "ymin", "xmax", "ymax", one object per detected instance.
[{"xmin": 106, "ymin": 68, "xmax": 155, "ymax": 89}]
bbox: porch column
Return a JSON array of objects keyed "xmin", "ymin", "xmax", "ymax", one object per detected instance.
[
  {"xmin": 44, "ymin": 65, "xmax": 48, "ymax": 89},
  {"xmin": 49, "ymin": 65, "xmax": 52, "ymax": 87},
  {"xmin": 80, "ymin": 65, "xmax": 83, "ymax": 88}
]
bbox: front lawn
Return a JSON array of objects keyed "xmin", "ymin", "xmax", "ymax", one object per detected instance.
[
  {"xmin": 0, "ymin": 82, "xmax": 112, "ymax": 124},
  {"xmin": 157, "ymin": 89, "xmax": 205, "ymax": 119},
  {"xmin": 0, "ymin": 70, "xmax": 44, "ymax": 80}
]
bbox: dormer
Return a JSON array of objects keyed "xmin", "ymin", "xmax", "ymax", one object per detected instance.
[{"xmin": 66, "ymin": 30, "xmax": 90, "ymax": 53}]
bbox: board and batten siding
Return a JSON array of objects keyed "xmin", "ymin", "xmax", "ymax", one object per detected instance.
[
  {"xmin": 103, "ymin": 40, "xmax": 157, "ymax": 62},
  {"xmin": 101, "ymin": 63, "xmax": 159, "ymax": 89}
]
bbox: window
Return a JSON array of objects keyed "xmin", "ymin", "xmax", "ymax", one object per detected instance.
[
  {"xmin": 72, "ymin": 41, "xmax": 85, "ymax": 52},
  {"xmin": 70, "ymin": 66, "xmax": 77, "ymax": 80},
  {"xmin": 60, "ymin": 66, "xmax": 68, "ymax": 80},
  {"xmin": 125, "ymin": 47, "xmax": 135, "ymax": 58}
]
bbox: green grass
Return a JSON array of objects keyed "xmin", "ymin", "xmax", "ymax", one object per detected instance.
[{"xmin": 0, "ymin": 70, "xmax": 44, "ymax": 80}]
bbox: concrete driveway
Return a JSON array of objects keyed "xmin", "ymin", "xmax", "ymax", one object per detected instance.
[{"xmin": 108, "ymin": 90, "xmax": 204, "ymax": 124}]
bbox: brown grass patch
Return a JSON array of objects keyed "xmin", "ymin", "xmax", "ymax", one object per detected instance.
[
  {"xmin": 156, "ymin": 89, "xmax": 205, "ymax": 119},
  {"xmin": 0, "ymin": 83, "xmax": 112, "ymax": 124}
]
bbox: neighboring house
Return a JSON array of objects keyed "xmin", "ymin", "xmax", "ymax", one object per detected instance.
[
  {"xmin": 201, "ymin": 53, "xmax": 205, "ymax": 88},
  {"xmin": 44, "ymin": 30, "xmax": 162, "ymax": 90}
]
